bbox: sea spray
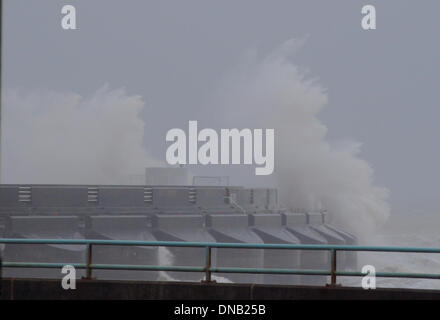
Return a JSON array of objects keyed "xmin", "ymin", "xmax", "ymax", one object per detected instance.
[
  {"xmin": 2, "ymin": 85, "xmax": 161, "ymax": 184},
  {"xmin": 1, "ymin": 40, "xmax": 391, "ymax": 242},
  {"xmin": 209, "ymin": 39, "xmax": 390, "ymax": 242}
]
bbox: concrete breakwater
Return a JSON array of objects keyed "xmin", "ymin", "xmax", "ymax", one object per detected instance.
[{"xmin": 0, "ymin": 184, "xmax": 356, "ymax": 285}]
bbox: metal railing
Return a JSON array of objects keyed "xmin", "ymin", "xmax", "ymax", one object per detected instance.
[{"xmin": 1, "ymin": 238, "xmax": 440, "ymax": 286}]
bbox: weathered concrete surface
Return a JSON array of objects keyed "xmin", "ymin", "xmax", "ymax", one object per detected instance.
[{"xmin": 2, "ymin": 278, "xmax": 440, "ymax": 300}]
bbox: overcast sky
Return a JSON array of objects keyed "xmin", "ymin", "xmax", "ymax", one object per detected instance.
[{"xmin": 2, "ymin": 0, "xmax": 440, "ymax": 217}]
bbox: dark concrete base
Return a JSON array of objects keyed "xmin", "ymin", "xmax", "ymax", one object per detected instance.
[{"xmin": 2, "ymin": 278, "xmax": 440, "ymax": 300}]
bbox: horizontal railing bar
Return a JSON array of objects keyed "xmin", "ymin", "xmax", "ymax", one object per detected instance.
[
  {"xmin": 210, "ymin": 267, "xmax": 330, "ymax": 276},
  {"xmin": 90, "ymin": 264, "xmax": 206, "ymax": 272},
  {"xmin": 1, "ymin": 262, "xmax": 205, "ymax": 273},
  {"xmin": 2, "ymin": 262, "xmax": 87, "ymax": 269},
  {"xmin": 4, "ymin": 261, "xmax": 440, "ymax": 280},
  {"xmin": 82, "ymin": 265, "xmax": 332, "ymax": 275},
  {"xmin": 336, "ymin": 270, "xmax": 440, "ymax": 280},
  {"xmin": 1, "ymin": 262, "xmax": 329, "ymax": 275},
  {"xmin": 2, "ymin": 238, "xmax": 440, "ymax": 284},
  {"xmin": 1, "ymin": 238, "xmax": 440, "ymax": 253}
]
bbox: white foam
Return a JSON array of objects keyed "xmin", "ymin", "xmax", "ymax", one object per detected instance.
[
  {"xmin": 210, "ymin": 38, "xmax": 390, "ymax": 241},
  {"xmin": 2, "ymin": 85, "xmax": 162, "ymax": 184}
]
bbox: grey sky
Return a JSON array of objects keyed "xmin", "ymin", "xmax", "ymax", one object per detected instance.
[{"xmin": 2, "ymin": 0, "xmax": 440, "ymax": 217}]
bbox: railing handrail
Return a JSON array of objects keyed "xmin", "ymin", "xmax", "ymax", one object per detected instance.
[
  {"xmin": 1, "ymin": 238, "xmax": 440, "ymax": 287},
  {"xmin": 1, "ymin": 238, "xmax": 440, "ymax": 253}
]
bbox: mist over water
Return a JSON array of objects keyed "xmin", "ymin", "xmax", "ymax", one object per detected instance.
[
  {"xmin": 210, "ymin": 39, "xmax": 390, "ymax": 241},
  {"xmin": 2, "ymin": 86, "xmax": 161, "ymax": 185}
]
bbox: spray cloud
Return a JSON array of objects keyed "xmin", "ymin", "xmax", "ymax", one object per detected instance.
[
  {"xmin": 1, "ymin": 39, "xmax": 390, "ymax": 241},
  {"xmin": 212, "ymin": 39, "xmax": 390, "ymax": 240},
  {"xmin": 2, "ymin": 85, "xmax": 160, "ymax": 185}
]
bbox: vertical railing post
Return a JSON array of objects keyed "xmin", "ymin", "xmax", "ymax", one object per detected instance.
[
  {"xmin": 330, "ymin": 248, "xmax": 337, "ymax": 286},
  {"xmin": 86, "ymin": 243, "xmax": 93, "ymax": 280},
  {"xmin": 204, "ymin": 246, "xmax": 212, "ymax": 283}
]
